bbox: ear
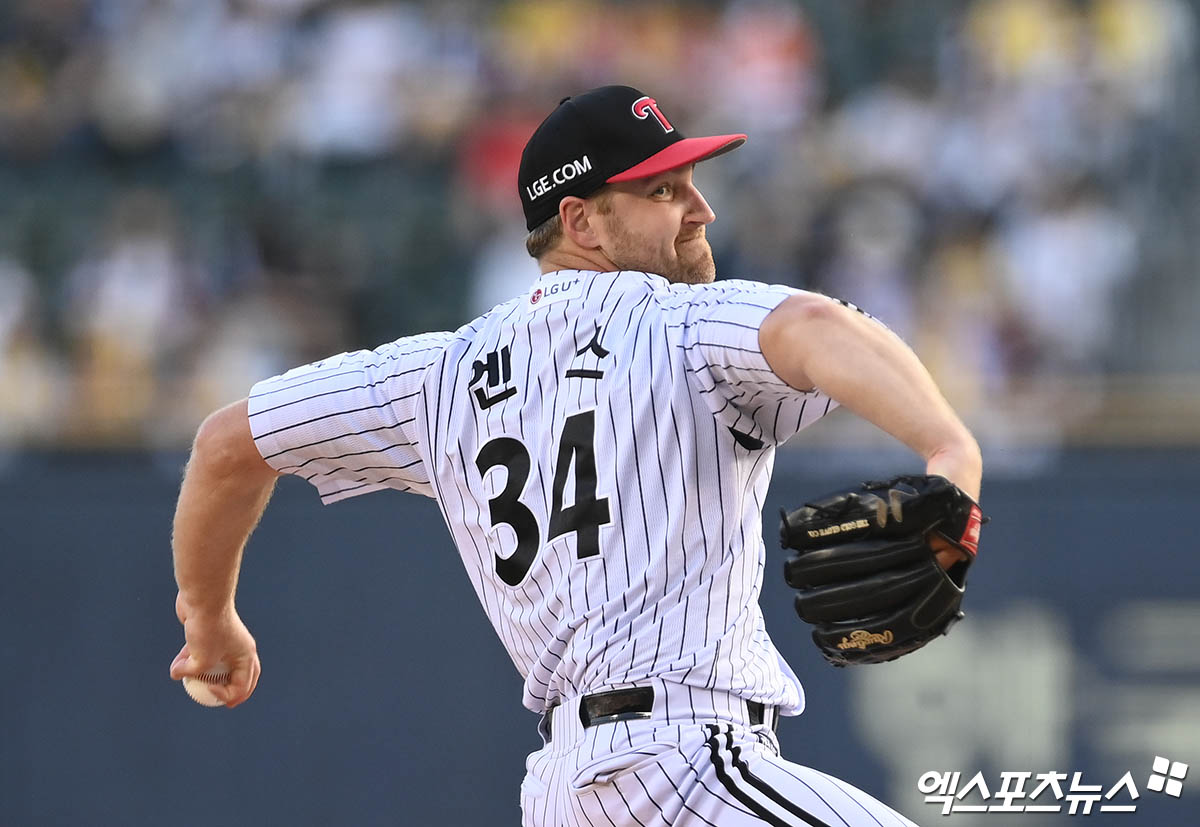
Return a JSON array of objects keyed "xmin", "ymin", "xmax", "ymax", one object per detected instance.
[{"xmin": 559, "ymin": 196, "xmax": 602, "ymax": 250}]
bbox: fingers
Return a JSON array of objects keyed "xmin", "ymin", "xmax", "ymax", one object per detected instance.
[
  {"xmin": 198, "ymin": 662, "xmax": 258, "ymax": 708},
  {"xmin": 171, "ymin": 648, "xmax": 262, "ymax": 708},
  {"xmin": 222, "ymin": 656, "xmax": 261, "ymax": 708},
  {"xmin": 935, "ymin": 547, "xmax": 967, "ymax": 570},
  {"xmin": 169, "ymin": 644, "xmax": 231, "ymax": 681},
  {"xmin": 218, "ymin": 652, "xmax": 260, "ymax": 705},
  {"xmin": 929, "ymin": 534, "xmax": 969, "ymax": 570},
  {"xmin": 169, "ymin": 644, "xmax": 194, "ymax": 680}
]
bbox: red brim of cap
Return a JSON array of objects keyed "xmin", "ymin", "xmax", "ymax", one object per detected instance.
[{"xmin": 606, "ymin": 134, "xmax": 747, "ymax": 183}]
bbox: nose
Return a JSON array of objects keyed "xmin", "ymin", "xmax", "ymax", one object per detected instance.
[{"xmin": 685, "ymin": 184, "xmax": 716, "ymax": 226}]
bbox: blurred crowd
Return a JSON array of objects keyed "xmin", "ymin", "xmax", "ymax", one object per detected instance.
[{"xmin": 1, "ymin": 0, "xmax": 1198, "ymax": 448}]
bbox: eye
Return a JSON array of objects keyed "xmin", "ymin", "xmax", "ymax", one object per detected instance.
[{"xmin": 650, "ymin": 183, "xmax": 673, "ymax": 198}]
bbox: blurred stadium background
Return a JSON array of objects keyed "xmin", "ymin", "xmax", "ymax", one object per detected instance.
[{"xmin": 2, "ymin": 1, "xmax": 1198, "ymax": 825}]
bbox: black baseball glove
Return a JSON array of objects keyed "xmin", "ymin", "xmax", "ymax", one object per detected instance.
[{"xmin": 779, "ymin": 474, "xmax": 984, "ymax": 666}]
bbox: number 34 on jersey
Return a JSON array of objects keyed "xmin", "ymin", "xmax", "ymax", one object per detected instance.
[
  {"xmin": 474, "ymin": 410, "xmax": 611, "ymax": 587},
  {"xmin": 468, "ymin": 329, "xmax": 613, "ymax": 587}
]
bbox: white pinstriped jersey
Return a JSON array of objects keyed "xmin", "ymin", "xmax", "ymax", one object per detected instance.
[{"xmin": 248, "ymin": 269, "xmax": 837, "ymax": 717}]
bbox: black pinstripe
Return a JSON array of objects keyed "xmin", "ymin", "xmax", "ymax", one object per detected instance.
[
  {"xmin": 611, "ymin": 780, "xmax": 652, "ymax": 827},
  {"xmin": 590, "ymin": 790, "xmax": 620, "ymax": 827},
  {"xmin": 775, "ymin": 764, "xmax": 890, "ymax": 827}
]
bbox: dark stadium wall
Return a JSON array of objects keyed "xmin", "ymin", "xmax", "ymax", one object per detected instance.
[{"xmin": 2, "ymin": 448, "xmax": 1196, "ymax": 826}]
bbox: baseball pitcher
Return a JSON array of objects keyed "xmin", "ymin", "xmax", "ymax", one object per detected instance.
[{"xmin": 170, "ymin": 86, "xmax": 983, "ymax": 826}]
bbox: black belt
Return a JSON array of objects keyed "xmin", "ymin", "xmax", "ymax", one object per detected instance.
[{"xmin": 545, "ymin": 687, "xmax": 773, "ymax": 733}]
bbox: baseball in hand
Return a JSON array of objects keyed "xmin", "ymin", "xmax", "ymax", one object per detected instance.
[{"xmin": 182, "ymin": 663, "xmax": 231, "ymax": 707}]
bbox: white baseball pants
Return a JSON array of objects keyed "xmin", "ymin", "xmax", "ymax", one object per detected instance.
[{"xmin": 520, "ymin": 682, "xmax": 920, "ymax": 827}]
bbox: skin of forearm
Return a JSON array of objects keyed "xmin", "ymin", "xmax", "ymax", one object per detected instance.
[
  {"xmin": 761, "ymin": 294, "xmax": 982, "ymax": 500},
  {"xmin": 173, "ymin": 400, "xmax": 279, "ymax": 616}
]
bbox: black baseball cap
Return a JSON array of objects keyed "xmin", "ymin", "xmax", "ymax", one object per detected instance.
[{"xmin": 518, "ymin": 85, "xmax": 747, "ymax": 231}]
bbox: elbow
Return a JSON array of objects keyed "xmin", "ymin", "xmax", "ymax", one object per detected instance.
[
  {"xmin": 191, "ymin": 400, "xmax": 276, "ymax": 483},
  {"xmin": 760, "ymin": 293, "xmax": 846, "ymax": 391},
  {"xmin": 777, "ymin": 292, "xmax": 842, "ymax": 327},
  {"xmin": 776, "ymin": 293, "xmax": 867, "ymax": 353}
]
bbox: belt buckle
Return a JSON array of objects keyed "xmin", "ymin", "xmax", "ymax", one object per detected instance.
[
  {"xmin": 585, "ymin": 708, "xmax": 653, "ymax": 727},
  {"xmin": 579, "ymin": 686, "xmax": 655, "ymax": 728}
]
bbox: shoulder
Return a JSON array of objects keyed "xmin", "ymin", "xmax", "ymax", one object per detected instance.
[
  {"xmin": 410, "ymin": 298, "xmax": 525, "ymax": 358},
  {"xmin": 369, "ymin": 329, "xmax": 460, "ymax": 368},
  {"xmin": 648, "ymin": 278, "xmax": 802, "ymax": 317}
]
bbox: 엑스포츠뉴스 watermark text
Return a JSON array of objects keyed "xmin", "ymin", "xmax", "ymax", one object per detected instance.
[{"xmin": 918, "ymin": 756, "xmax": 1188, "ymax": 816}]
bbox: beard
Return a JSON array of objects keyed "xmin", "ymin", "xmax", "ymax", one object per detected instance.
[{"xmin": 602, "ymin": 216, "xmax": 716, "ymax": 285}]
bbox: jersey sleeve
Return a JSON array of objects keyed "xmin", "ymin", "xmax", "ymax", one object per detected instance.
[
  {"xmin": 672, "ymin": 281, "xmax": 838, "ymax": 445},
  {"xmin": 247, "ymin": 331, "xmax": 452, "ymax": 504}
]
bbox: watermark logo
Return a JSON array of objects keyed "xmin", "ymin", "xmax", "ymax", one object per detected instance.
[
  {"xmin": 918, "ymin": 757, "xmax": 1189, "ymax": 816},
  {"xmin": 1147, "ymin": 756, "xmax": 1188, "ymax": 798}
]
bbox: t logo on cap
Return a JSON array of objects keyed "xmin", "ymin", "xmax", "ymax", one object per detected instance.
[{"xmin": 632, "ymin": 96, "xmax": 674, "ymax": 134}]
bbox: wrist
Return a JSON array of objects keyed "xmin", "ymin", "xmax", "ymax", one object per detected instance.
[
  {"xmin": 176, "ymin": 590, "xmax": 236, "ymax": 623},
  {"xmin": 924, "ymin": 440, "xmax": 982, "ymax": 501}
]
